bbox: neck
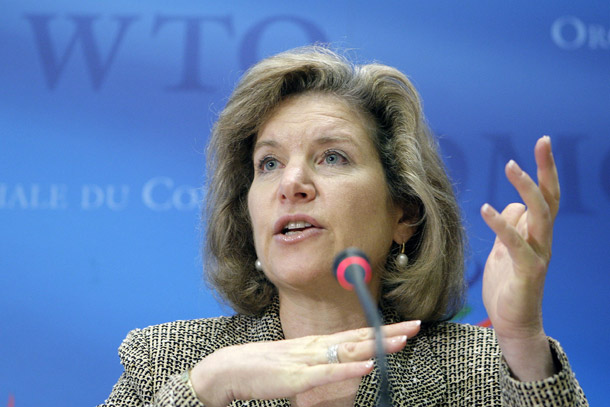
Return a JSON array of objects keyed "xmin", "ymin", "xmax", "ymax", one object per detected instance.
[{"xmin": 278, "ymin": 284, "xmax": 379, "ymax": 339}]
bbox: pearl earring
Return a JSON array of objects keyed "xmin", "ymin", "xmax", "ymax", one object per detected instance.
[
  {"xmin": 255, "ymin": 259, "xmax": 263, "ymax": 271},
  {"xmin": 396, "ymin": 243, "xmax": 408, "ymax": 267}
]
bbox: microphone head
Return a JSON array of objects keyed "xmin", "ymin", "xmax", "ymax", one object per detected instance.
[{"xmin": 333, "ymin": 247, "xmax": 372, "ymax": 290}]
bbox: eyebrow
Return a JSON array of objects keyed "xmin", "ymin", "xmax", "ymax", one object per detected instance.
[
  {"xmin": 252, "ymin": 139, "xmax": 279, "ymax": 155},
  {"xmin": 315, "ymin": 135, "xmax": 357, "ymax": 146},
  {"xmin": 252, "ymin": 135, "xmax": 359, "ymax": 155}
]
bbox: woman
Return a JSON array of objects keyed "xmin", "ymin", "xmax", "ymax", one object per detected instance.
[{"xmin": 100, "ymin": 46, "xmax": 587, "ymax": 406}]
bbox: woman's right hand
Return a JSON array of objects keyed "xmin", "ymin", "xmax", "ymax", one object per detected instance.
[{"xmin": 189, "ymin": 320, "xmax": 421, "ymax": 406}]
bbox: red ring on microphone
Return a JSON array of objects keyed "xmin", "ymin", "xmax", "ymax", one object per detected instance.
[{"xmin": 335, "ymin": 256, "xmax": 372, "ymax": 290}]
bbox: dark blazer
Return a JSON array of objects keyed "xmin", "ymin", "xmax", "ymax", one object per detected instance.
[{"xmin": 99, "ymin": 300, "xmax": 587, "ymax": 406}]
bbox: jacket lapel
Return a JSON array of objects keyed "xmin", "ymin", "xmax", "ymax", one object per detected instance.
[{"xmin": 354, "ymin": 330, "xmax": 446, "ymax": 406}]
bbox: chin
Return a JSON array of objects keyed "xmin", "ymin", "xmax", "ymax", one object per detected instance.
[{"xmin": 267, "ymin": 261, "xmax": 333, "ymax": 287}]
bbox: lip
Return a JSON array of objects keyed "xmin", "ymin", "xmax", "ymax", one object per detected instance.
[
  {"xmin": 273, "ymin": 226, "xmax": 323, "ymax": 244},
  {"xmin": 273, "ymin": 214, "xmax": 323, "ymax": 235}
]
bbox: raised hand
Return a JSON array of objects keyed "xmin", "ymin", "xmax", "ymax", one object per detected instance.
[
  {"xmin": 190, "ymin": 320, "xmax": 421, "ymax": 406},
  {"xmin": 480, "ymin": 136, "xmax": 560, "ymax": 380}
]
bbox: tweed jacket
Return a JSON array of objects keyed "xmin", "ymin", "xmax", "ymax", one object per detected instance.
[{"xmin": 99, "ymin": 300, "xmax": 587, "ymax": 406}]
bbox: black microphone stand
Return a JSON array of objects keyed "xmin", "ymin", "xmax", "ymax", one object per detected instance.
[{"xmin": 345, "ymin": 269, "xmax": 391, "ymax": 407}]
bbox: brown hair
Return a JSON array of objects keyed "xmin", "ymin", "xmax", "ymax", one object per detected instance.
[{"xmin": 204, "ymin": 46, "xmax": 465, "ymax": 322}]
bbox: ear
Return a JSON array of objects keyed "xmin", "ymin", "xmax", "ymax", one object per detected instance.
[{"xmin": 392, "ymin": 206, "xmax": 416, "ymax": 245}]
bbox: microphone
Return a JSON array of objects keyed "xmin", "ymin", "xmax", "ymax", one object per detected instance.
[
  {"xmin": 333, "ymin": 248, "xmax": 373, "ymax": 290},
  {"xmin": 333, "ymin": 248, "xmax": 391, "ymax": 407}
]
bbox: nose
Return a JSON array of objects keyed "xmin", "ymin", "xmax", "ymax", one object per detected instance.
[{"xmin": 278, "ymin": 160, "xmax": 316, "ymax": 203}]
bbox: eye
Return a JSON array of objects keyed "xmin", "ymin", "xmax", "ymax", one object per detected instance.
[
  {"xmin": 258, "ymin": 156, "xmax": 280, "ymax": 172},
  {"xmin": 322, "ymin": 150, "xmax": 348, "ymax": 166}
]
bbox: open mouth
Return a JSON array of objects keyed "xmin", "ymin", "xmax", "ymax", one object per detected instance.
[{"xmin": 281, "ymin": 221, "xmax": 314, "ymax": 235}]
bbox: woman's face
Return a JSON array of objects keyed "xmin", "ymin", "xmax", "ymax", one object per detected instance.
[{"xmin": 248, "ymin": 93, "xmax": 410, "ymax": 295}]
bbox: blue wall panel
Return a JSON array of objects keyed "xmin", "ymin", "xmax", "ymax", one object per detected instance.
[{"xmin": 1, "ymin": 1, "xmax": 608, "ymax": 405}]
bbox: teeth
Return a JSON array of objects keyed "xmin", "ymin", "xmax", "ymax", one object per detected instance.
[{"xmin": 285, "ymin": 221, "xmax": 312, "ymax": 230}]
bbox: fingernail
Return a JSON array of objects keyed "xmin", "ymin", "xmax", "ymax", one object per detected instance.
[
  {"xmin": 364, "ymin": 360, "xmax": 374, "ymax": 368},
  {"xmin": 508, "ymin": 160, "xmax": 522, "ymax": 176},
  {"xmin": 403, "ymin": 320, "xmax": 421, "ymax": 327},
  {"xmin": 482, "ymin": 203, "xmax": 495, "ymax": 216},
  {"xmin": 543, "ymin": 135, "xmax": 553, "ymax": 155},
  {"xmin": 391, "ymin": 335, "xmax": 408, "ymax": 344}
]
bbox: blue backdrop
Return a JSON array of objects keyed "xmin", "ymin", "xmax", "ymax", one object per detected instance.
[{"xmin": 2, "ymin": 1, "xmax": 608, "ymax": 406}]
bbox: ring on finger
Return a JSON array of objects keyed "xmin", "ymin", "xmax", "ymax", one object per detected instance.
[{"xmin": 327, "ymin": 343, "xmax": 340, "ymax": 364}]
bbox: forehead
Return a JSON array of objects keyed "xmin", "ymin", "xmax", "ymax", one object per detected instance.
[{"xmin": 255, "ymin": 92, "xmax": 376, "ymax": 147}]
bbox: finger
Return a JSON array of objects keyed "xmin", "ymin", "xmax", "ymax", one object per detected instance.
[
  {"xmin": 487, "ymin": 203, "xmax": 525, "ymax": 248},
  {"xmin": 302, "ymin": 361, "xmax": 375, "ymax": 390},
  {"xmin": 480, "ymin": 203, "xmax": 540, "ymax": 274},
  {"xmin": 328, "ymin": 320, "xmax": 421, "ymax": 345},
  {"xmin": 304, "ymin": 320, "xmax": 419, "ymax": 365},
  {"xmin": 251, "ymin": 360, "xmax": 375, "ymax": 400},
  {"xmin": 337, "ymin": 335, "xmax": 408, "ymax": 363},
  {"xmin": 535, "ymin": 136, "xmax": 560, "ymax": 219},
  {"xmin": 500, "ymin": 203, "xmax": 526, "ymax": 227},
  {"xmin": 504, "ymin": 160, "xmax": 553, "ymax": 249}
]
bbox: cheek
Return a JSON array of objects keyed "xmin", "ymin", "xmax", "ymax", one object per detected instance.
[
  {"xmin": 247, "ymin": 184, "xmax": 271, "ymax": 251},
  {"xmin": 247, "ymin": 189, "xmax": 260, "ymax": 239},
  {"xmin": 348, "ymin": 182, "xmax": 397, "ymax": 237},
  {"xmin": 335, "ymin": 185, "xmax": 385, "ymax": 231},
  {"xmin": 247, "ymin": 182, "xmax": 264, "ymax": 216},
  {"xmin": 246, "ymin": 190, "xmax": 254, "ymax": 222},
  {"xmin": 350, "ymin": 180, "xmax": 391, "ymax": 214}
]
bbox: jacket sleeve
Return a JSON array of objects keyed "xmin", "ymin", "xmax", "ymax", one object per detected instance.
[
  {"xmin": 98, "ymin": 328, "xmax": 205, "ymax": 407},
  {"xmin": 499, "ymin": 337, "xmax": 588, "ymax": 407}
]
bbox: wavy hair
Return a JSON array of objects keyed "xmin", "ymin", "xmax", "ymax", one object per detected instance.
[{"xmin": 204, "ymin": 46, "xmax": 465, "ymax": 322}]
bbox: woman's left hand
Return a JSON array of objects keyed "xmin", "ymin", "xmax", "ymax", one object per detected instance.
[{"xmin": 480, "ymin": 135, "xmax": 559, "ymax": 381}]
